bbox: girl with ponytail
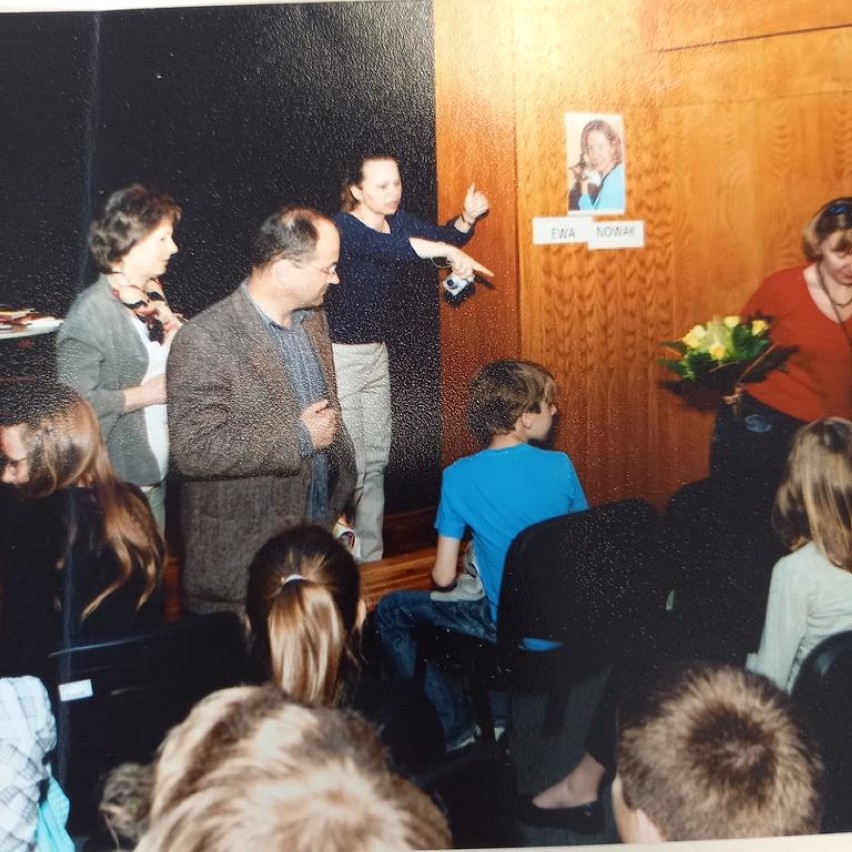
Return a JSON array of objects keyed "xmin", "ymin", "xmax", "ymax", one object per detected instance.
[
  {"xmin": 245, "ymin": 525, "xmax": 444, "ymax": 771},
  {"xmin": 245, "ymin": 525, "xmax": 364, "ymax": 706}
]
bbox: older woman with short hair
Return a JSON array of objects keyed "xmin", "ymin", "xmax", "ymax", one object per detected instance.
[{"xmin": 57, "ymin": 184, "xmax": 183, "ymax": 529}]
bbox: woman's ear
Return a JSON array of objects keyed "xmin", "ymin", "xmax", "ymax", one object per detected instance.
[
  {"xmin": 356, "ymin": 598, "xmax": 367, "ymax": 630},
  {"xmin": 349, "ymin": 184, "xmax": 363, "ymax": 205}
]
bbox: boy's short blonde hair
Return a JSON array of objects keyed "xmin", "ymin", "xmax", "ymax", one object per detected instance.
[
  {"xmin": 138, "ymin": 752, "xmax": 450, "ymax": 851},
  {"xmin": 617, "ymin": 663, "xmax": 823, "ymax": 840},
  {"xmin": 466, "ymin": 359, "xmax": 557, "ymax": 447}
]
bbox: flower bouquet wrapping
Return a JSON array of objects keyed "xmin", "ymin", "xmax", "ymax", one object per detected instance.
[{"xmin": 659, "ymin": 315, "xmax": 793, "ymax": 414}]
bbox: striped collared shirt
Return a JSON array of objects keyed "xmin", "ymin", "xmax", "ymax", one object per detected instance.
[{"xmin": 243, "ymin": 283, "xmax": 330, "ymax": 523}]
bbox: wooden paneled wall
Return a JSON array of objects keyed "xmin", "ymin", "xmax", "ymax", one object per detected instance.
[
  {"xmin": 434, "ymin": 0, "xmax": 852, "ymax": 508},
  {"xmin": 434, "ymin": 0, "xmax": 521, "ymax": 466}
]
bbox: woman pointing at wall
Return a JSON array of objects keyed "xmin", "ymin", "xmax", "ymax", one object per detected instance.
[{"xmin": 325, "ymin": 154, "xmax": 492, "ymax": 562}]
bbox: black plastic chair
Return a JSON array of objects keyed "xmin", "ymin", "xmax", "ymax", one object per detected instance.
[
  {"xmin": 658, "ymin": 477, "xmax": 784, "ymax": 664},
  {"xmin": 46, "ymin": 612, "xmax": 249, "ymax": 836},
  {"xmin": 792, "ymin": 629, "xmax": 852, "ymax": 833},
  {"xmin": 414, "ymin": 498, "xmax": 661, "ymax": 745}
]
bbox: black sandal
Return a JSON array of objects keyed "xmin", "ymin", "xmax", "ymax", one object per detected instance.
[{"xmin": 516, "ymin": 795, "xmax": 604, "ymax": 833}]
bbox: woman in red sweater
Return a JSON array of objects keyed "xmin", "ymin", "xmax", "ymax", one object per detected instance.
[{"xmin": 711, "ymin": 197, "xmax": 852, "ymax": 490}]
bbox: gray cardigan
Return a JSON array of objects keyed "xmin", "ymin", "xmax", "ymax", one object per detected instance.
[{"xmin": 57, "ymin": 275, "xmax": 164, "ymax": 485}]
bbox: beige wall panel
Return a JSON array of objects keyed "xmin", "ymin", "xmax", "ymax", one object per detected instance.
[{"xmin": 661, "ymin": 28, "xmax": 852, "ymax": 106}]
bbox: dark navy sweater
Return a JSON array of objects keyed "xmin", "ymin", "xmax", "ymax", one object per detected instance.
[{"xmin": 325, "ymin": 209, "xmax": 472, "ymax": 344}]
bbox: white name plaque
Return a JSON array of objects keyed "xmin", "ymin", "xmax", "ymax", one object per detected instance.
[
  {"xmin": 532, "ymin": 217, "xmax": 593, "ymax": 245},
  {"xmin": 588, "ymin": 220, "xmax": 645, "ymax": 250}
]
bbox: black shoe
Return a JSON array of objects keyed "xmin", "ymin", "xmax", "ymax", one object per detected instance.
[{"xmin": 517, "ymin": 795, "xmax": 604, "ymax": 833}]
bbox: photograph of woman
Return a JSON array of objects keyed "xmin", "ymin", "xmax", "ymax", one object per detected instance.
[{"xmin": 566, "ymin": 113, "xmax": 626, "ymax": 214}]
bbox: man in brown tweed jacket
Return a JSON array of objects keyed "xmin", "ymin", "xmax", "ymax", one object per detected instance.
[{"xmin": 168, "ymin": 207, "xmax": 355, "ymax": 615}]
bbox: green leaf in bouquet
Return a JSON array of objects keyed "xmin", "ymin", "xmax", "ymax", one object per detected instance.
[
  {"xmin": 661, "ymin": 340, "xmax": 688, "ymax": 356},
  {"xmin": 738, "ymin": 335, "xmax": 770, "ymax": 361},
  {"xmin": 730, "ymin": 324, "xmax": 752, "ymax": 351},
  {"xmin": 657, "ymin": 357, "xmax": 690, "ymax": 378},
  {"xmin": 739, "ymin": 344, "xmax": 796, "ymax": 383},
  {"xmin": 684, "ymin": 351, "xmax": 716, "ymax": 382}
]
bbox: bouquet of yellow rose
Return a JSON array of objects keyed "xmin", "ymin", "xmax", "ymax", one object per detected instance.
[{"xmin": 659, "ymin": 315, "xmax": 791, "ymax": 393}]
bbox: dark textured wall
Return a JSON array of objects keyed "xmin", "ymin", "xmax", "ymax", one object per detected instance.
[{"xmin": 1, "ymin": 1, "xmax": 438, "ymax": 512}]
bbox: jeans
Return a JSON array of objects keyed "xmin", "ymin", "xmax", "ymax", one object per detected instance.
[
  {"xmin": 710, "ymin": 393, "xmax": 805, "ymax": 496},
  {"xmin": 376, "ymin": 591, "xmax": 497, "ymax": 744},
  {"xmin": 332, "ymin": 342, "xmax": 391, "ymax": 562}
]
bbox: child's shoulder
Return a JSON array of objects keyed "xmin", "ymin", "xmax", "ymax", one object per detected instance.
[
  {"xmin": 446, "ymin": 444, "xmax": 571, "ymax": 473},
  {"xmin": 517, "ymin": 443, "xmax": 573, "ymax": 464}
]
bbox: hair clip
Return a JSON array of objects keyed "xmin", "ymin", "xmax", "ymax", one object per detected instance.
[{"xmin": 281, "ymin": 574, "xmax": 306, "ymax": 587}]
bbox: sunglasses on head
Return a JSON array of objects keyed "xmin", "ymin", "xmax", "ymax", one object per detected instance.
[{"xmin": 824, "ymin": 200, "xmax": 852, "ymax": 218}]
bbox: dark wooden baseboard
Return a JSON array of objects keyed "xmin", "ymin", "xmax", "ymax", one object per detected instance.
[
  {"xmin": 360, "ymin": 547, "xmax": 435, "ymax": 612},
  {"xmin": 382, "ymin": 505, "xmax": 437, "ymax": 557}
]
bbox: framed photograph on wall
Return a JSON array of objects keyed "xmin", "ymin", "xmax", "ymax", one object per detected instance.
[{"xmin": 565, "ymin": 112, "xmax": 626, "ymax": 215}]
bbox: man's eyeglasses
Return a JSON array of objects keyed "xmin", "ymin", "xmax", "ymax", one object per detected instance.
[{"xmin": 291, "ymin": 258, "xmax": 338, "ymax": 276}]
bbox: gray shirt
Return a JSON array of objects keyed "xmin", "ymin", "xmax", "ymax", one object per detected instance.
[{"xmin": 747, "ymin": 542, "xmax": 852, "ymax": 690}]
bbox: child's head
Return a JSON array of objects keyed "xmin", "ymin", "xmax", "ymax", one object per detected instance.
[
  {"xmin": 613, "ymin": 663, "xmax": 822, "ymax": 842},
  {"xmin": 466, "ymin": 359, "xmax": 558, "ymax": 447},
  {"xmin": 0, "ymin": 377, "xmax": 112, "ymax": 496},
  {"xmin": 773, "ymin": 417, "xmax": 852, "ymax": 572},
  {"xmin": 141, "ymin": 685, "xmax": 450, "ymax": 852},
  {"xmin": 246, "ymin": 525, "xmax": 364, "ymax": 706}
]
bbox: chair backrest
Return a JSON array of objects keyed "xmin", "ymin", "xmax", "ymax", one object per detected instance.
[
  {"xmin": 47, "ymin": 612, "xmax": 249, "ymax": 835},
  {"xmin": 660, "ymin": 477, "xmax": 785, "ymax": 664},
  {"xmin": 792, "ymin": 629, "xmax": 852, "ymax": 833},
  {"xmin": 497, "ymin": 498, "xmax": 660, "ymax": 658}
]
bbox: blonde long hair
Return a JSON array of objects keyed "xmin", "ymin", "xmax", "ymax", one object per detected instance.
[
  {"xmin": 773, "ymin": 417, "xmax": 852, "ymax": 572},
  {"xmin": 2, "ymin": 379, "xmax": 163, "ymax": 617},
  {"xmin": 246, "ymin": 526, "xmax": 361, "ymax": 706}
]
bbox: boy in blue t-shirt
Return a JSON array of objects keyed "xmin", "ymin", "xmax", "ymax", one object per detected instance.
[{"xmin": 375, "ymin": 360, "xmax": 588, "ymax": 749}]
